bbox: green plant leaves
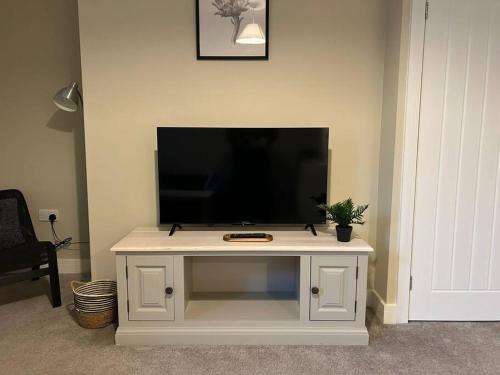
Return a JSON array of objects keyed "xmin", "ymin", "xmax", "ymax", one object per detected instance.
[{"xmin": 317, "ymin": 198, "xmax": 369, "ymax": 227}]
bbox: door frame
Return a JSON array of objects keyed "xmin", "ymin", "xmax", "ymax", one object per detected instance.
[{"xmin": 393, "ymin": 0, "xmax": 428, "ymax": 323}]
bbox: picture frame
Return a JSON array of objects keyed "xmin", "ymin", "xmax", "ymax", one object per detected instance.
[{"xmin": 196, "ymin": 0, "xmax": 269, "ymax": 60}]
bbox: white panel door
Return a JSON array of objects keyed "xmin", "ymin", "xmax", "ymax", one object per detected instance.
[
  {"xmin": 310, "ymin": 256, "xmax": 357, "ymax": 321},
  {"xmin": 127, "ymin": 255, "xmax": 175, "ymax": 321},
  {"xmin": 410, "ymin": 0, "xmax": 500, "ymax": 320}
]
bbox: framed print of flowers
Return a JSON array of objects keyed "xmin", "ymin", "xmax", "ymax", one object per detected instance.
[{"xmin": 196, "ymin": 0, "xmax": 269, "ymax": 60}]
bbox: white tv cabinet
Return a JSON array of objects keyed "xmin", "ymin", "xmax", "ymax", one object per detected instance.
[{"xmin": 111, "ymin": 227, "xmax": 373, "ymax": 345}]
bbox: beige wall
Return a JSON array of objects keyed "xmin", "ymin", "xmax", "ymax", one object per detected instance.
[
  {"xmin": 78, "ymin": 0, "xmax": 387, "ymax": 279},
  {"xmin": 0, "ymin": 0, "xmax": 89, "ymax": 265},
  {"xmin": 375, "ymin": 0, "xmax": 403, "ymax": 302},
  {"xmin": 386, "ymin": 0, "xmax": 411, "ymax": 306},
  {"xmin": 375, "ymin": 0, "xmax": 411, "ymax": 304}
]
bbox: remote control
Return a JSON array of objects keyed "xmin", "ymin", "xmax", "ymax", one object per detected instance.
[{"xmin": 230, "ymin": 233, "xmax": 267, "ymax": 239}]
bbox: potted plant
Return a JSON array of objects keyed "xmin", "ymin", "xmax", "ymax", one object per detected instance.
[{"xmin": 318, "ymin": 198, "xmax": 369, "ymax": 242}]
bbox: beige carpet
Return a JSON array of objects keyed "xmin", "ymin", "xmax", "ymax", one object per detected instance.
[{"xmin": 0, "ymin": 274, "xmax": 499, "ymax": 375}]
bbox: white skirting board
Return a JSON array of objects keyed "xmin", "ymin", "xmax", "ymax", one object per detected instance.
[
  {"xmin": 115, "ymin": 326, "xmax": 369, "ymax": 346},
  {"xmin": 367, "ymin": 289, "xmax": 398, "ymax": 324}
]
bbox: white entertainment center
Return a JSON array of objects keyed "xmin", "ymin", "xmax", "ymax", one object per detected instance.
[{"xmin": 112, "ymin": 227, "xmax": 373, "ymax": 345}]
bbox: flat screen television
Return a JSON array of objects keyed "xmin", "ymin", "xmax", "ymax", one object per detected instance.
[{"xmin": 157, "ymin": 127, "xmax": 328, "ymax": 225}]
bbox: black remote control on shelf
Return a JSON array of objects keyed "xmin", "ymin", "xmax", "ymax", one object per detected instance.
[{"xmin": 229, "ymin": 233, "xmax": 267, "ymax": 239}]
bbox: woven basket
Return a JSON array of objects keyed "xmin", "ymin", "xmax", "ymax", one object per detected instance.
[{"xmin": 71, "ymin": 280, "xmax": 117, "ymax": 329}]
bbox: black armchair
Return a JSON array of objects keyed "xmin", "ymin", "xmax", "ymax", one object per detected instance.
[{"xmin": 0, "ymin": 189, "xmax": 61, "ymax": 307}]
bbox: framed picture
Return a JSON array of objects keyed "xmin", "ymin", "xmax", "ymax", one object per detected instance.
[{"xmin": 196, "ymin": 0, "xmax": 269, "ymax": 60}]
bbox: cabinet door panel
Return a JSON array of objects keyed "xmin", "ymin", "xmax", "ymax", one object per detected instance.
[
  {"xmin": 310, "ymin": 256, "xmax": 357, "ymax": 321},
  {"xmin": 127, "ymin": 255, "xmax": 174, "ymax": 321}
]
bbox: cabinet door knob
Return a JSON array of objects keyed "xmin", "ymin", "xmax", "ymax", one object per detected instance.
[
  {"xmin": 311, "ymin": 287, "xmax": 319, "ymax": 295},
  {"xmin": 165, "ymin": 287, "xmax": 174, "ymax": 295}
]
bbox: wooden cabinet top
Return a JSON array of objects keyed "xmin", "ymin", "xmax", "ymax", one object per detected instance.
[{"xmin": 111, "ymin": 227, "xmax": 373, "ymax": 254}]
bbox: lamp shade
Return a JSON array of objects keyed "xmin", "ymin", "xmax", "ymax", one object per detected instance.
[
  {"xmin": 53, "ymin": 82, "xmax": 81, "ymax": 112},
  {"xmin": 236, "ymin": 23, "xmax": 266, "ymax": 45}
]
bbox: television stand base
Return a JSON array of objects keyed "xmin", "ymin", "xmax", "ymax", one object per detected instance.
[
  {"xmin": 111, "ymin": 228, "xmax": 373, "ymax": 346},
  {"xmin": 304, "ymin": 224, "xmax": 317, "ymax": 236},
  {"xmin": 168, "ymin": 224, "xmax": 182, "ymax": 236}
]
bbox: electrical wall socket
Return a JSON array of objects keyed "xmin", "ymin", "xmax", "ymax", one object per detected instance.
[{"xmin": 39, "ymin": 209, "xmax": 59, "ymax": 222}]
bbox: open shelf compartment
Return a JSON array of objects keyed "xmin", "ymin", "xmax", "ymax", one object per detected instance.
[{"xmin": 183, "ymin": 256, "xmax": 301, "ymax": 321}]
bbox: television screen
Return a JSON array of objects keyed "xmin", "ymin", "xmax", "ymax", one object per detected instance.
[{"xmin": 157, "ymin": 127, "xmax": 328, "ymax": 225}]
